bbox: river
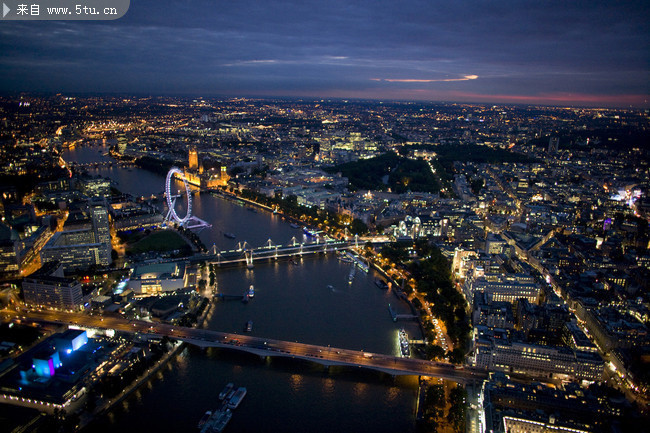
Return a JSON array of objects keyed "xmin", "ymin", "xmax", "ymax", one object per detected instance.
[{"xmin": 63, "ymin": 142, "xmax": 421, "ymax": 433}]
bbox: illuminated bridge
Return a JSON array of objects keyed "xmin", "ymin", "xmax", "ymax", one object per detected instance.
[
  {"xmin": 22, "ymin": 311, "xmax": 488, "ymax": 384},
  {"xmin": 202, "ymin": 239, "xmax": 353, "ymax": 268}
]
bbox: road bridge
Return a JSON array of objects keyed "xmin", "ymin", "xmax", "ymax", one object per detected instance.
[{"xmin": 20, "ymin": 310, "xmax": 488, "ymax": 384}]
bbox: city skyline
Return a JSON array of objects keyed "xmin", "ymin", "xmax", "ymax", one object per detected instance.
[
  {"xmin": 0, "ymin": 1, "xmax": 649, "ymax": 430},
  {"xmin": 0, "ymin": 93, "xmax": 647, "ymax": 432},
  {"xmin": 1, "ymin": 0, "xmax": 649, "ymax": 107}
]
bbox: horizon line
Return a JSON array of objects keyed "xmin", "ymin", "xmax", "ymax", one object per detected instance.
[{"xmin": 1, "ymin": 90, "xmax": 648, "ymax": 111}]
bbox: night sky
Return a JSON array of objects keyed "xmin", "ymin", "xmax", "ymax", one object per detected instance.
[{"xmin": 1, "ymin": 0, "xmax": 648, "ymax": 107}]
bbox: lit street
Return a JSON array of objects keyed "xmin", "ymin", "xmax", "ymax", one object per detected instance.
[{"xmin": 19, "ymin": 310, "xmax": 488, "ymax": 383}]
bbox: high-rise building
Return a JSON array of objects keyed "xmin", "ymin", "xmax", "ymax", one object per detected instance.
[
  {"xmin": 0, "ymin": 222, "xmax": 20, "ymax": 276},
  {"xmin": 40, "ymin": 230, "xmax": 110, "ymax": 270},
  {"xmin": 40, "ymin": 203, "xmax": 112, "ymax": 271},
  {"xmin": 90, "ymin": 205, "xmax": 110, "ymax": 246},
  {"xmin": 548, "ymin": 136, "xmax": 559, "ymax": 153}
]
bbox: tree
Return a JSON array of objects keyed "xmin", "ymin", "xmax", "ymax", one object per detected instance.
[
  {"xmin": 447, "ymin": 348, "xmax": 466, "ymax": 364},
  {"xmin": 417, "ymin": 416, "xmax": 439, "ymax": 433},
  {"xmin": 425, "ymin": 344, "xmax": 446, "ymax": 360},
  {"xmin": 350, "ymin": 219, "xmax": 368, "ymax": 235},
  {"xmin": 397, "ymin": 146, "xmax": 410, "ymax": 157},
  {"xmin": 447, "ymin": 385, "xmax": 467, "ymax": 432},
  {"xmin": 381, "ymin": 243, "xmax": 408, "ymax": 263},
  {"xmin": 425, "ymin": 384, "xmax": 446, "ymax": 409}
]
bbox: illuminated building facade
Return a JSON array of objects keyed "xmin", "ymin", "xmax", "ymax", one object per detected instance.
[
  {"xmin": 478, "ymin": 373, "xmax": 605, "ymax": 433},
  {"xmin": 464, "ymin": 271, "xmax": 540, "ymax": 305},
  {"xmin": 1, "ymin": 330, "xmax": 91, "ymax": 414},
  {"xmin": 188, "ymin": 146, "xmax": 199, "ymax": 170},
  {"xmin": 127, "ymin": 262, "xmax": 188, "ymax": 295},
  {"xmin": 473, "ymin": 338, "xmax": 603, "ymax": 381},
  {"xmin": 22, "ymin": 262, "xmax": 84, "ymax": 309},
  {"xmin": 40, "ymin": 204, "xmax": 111, "ymax": 271},
  {"xmin": 183, "ymin": 146, "xmax": 230, "ymax": 189},
  {"xmin": 40, "ymin": 230, "xmax": 110, "ymax": 271},
  {"xmin": 32, "ymin": 350, "xmax": 62, "ymax": 377},
  {"xmin": 0, "ymin": 222, "xmax": 20, "ymax": 275}
]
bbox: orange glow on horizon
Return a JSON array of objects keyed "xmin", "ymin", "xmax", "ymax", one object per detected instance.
[
  {"xmin": 266, "ymin": 88, "xmax": 648, "ymax": 108},
  {"xmin": 371, "ymin": 75, "xmax": 478, "ymax": 83}
]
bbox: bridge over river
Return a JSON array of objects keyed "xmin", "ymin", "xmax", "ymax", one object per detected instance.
[
  {"xmin": 201, "ymin": 239, "xmax": 353, "ymax": 267},
  {"xmin": 21, "ymin": 310, "xmax": 488, "ymax": 384}
]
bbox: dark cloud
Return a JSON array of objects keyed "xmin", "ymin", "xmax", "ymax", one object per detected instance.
[{"xmin": 0, "ymin": 0, "xmax": 648, "ymax": 106}]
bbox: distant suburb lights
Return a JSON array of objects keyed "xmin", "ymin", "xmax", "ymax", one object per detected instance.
[{"xmin": 371, "ymin": 75, "xmax": 479, "ymax": 83}]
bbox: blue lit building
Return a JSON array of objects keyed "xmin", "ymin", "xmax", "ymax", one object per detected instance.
[
  {"xmin": 31, "ymin": 349, "xmax": 61, "ymax": 378},
  {"xmin": 54, "ymin": 329, "xmax": 89, "ymax": 353},
  {"xmin": 0, "ymin": 329, "xmax": 97, "ymax": 414}
]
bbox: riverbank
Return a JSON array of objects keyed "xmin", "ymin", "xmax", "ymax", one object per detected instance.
[
  {"xmin": 207, "ymin": 188, "xmax": 310, "ymax": 230},
  {"xmin": 78, "ymin": 341, "xmax": 184, "ymax": 432},
  {"xmin": 362, "ymin": 251, "xmax": 431, "ymax": 355}
]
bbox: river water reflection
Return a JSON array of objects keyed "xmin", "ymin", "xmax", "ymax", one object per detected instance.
[{"xmin": 64, "ymin": 143, "xmax": 420, "ymax": 433}]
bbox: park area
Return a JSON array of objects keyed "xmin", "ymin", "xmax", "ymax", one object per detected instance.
[{"xmin": 120, "ymin": 229, "xmax": 192, "ymax": 256}]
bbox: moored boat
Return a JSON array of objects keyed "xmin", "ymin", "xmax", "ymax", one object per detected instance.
[
  {"xmin": 302, "ymin": 227, "xmax": 321, "ymax": 237},
  {"xmin": 198, "ymin": 410, "xmax": 212, "ymax": 428},
  {"xmin": 200, "ymin": 408, "xmax": 232, "ymax": 433},
  {"xmin": 227, "ymin": 387, "xmax": 247, "ymax": 409},
  {"xmin": 219, "ymin": 383, "xmax": 234, "ymax": 400},
  {"xmin": 399, "ymin": 328, "xmax": 410, "ymax": 357},
  {"xmin": 338, "ymin": 255, "xmax": 353, "ymax": 263},
  {"xmin": 375, "ymin": 279, "xmax": 389, "ymax": 290},
  {"xmin": 356, "ymin": 258, "xmax": 369, "ymax": 273},
  {"xmin": 212, "ymin": 410, "xmax": 232, "ymax": 432}
]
